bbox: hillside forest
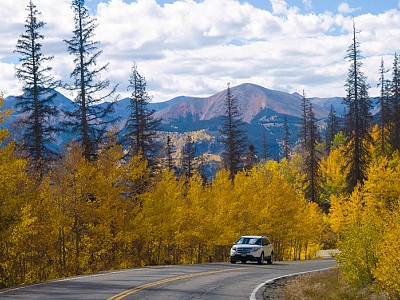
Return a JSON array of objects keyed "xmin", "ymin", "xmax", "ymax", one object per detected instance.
[{"xmin": 1, "ymin": 1, "xmax": 400, "ymax": 298}]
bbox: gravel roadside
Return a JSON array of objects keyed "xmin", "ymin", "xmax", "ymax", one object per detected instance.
[{"xmin": 262, "ymin": 277, "xmax": 288, "ymax": 300}]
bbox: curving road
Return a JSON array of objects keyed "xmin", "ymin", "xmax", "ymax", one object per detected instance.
[{"xmin": 0, "ymin": 258, "xmax": 336, "ymax": 300}]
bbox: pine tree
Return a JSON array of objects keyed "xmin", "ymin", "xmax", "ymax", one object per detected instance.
[
  {"xmin": 390, "ymin": 54, "xmax": 400, "ymax": 151},
  {"xmin": 196, "ymin": 154, "xmax": 208, "ymax": 185},
  {"xmin": 378, "ymin": 57, "xmax": 390, "ymax": 154},
  {"xmin": 282, "ymin": 116, "xmax": 291, "ymax": 160},
  {"xmin": 244, "ymin": 142, "xmax": 258, "ymax": 170},
  {"xmin": 299, "ymin": 90, "xmax": 310, "ymax": 149},
  {"xmin": 14, "ymin": 0, "xmax": 60, "ymax": 175},
  {"xmin": 220, "ymin": 83, "xmax": 247, "ymax": 179},
  {"xmin": 64, "ymin": 0, "xmax": 118, "ymax": 160},
  {"xmin": 165, "ymin": 134, "xmax": 175, "ymax": 171},
  {"xmin": 343, "ymin": 22, "xmax": 372, "ymax": 192},
  {"xmin": 304, "ymin": 103, "xmax": 322, "ymax": 207},
  {"xmin": 180, "ymin": 135, "xmax": 196, "ymax": 179},
  {"xmin": 261, "ymin": 131, "xmax": 271, "ymax": 161},
  {"xmin": 123, "ymin": 63, "xmax": 161, "ymax": 164},
  {"xmin": 325, "ymin": 105, "xmax": 340, "ymax": 152}
]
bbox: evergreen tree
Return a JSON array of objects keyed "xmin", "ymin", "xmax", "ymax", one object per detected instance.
[
  {"xmin": 261, "ymin": 131, "xmax": 271, "ymax": 161},
  {"xmin": 123, "ymin": 63, "xmax": 161, "ymax": 164},
  {"xmin": 282, "ymin": 116, "xmax": 291, "ymax": 160},
  {"xmin": 196, "ymin": 154, "xmax": 208, "ymax": 185},
  {"xmin": 378, "ymin": 57, "xmax": 391, "ymax": 154},
  {"xmin": 299, "ymin": 90, "xmax": 310, "ymax": 149},
  {"xmin": 244, "ymin": 142, "xmax": 258, "ymax": 170},
  {"xmin": 220, "ymin": 83, "xmax": 247, "ymax": 179},
  {"xmin": 325, "ymin": 105, "xmax": 340, "ymax": 152},
  {"xmin": 390, "ymin": 54, "xmax": 400, "ymax": 151},
  {"xmin": 14, "ymin": 0, "xmax": 60, "ymax": 175},
  {"xmin": 64, "ymin": 0, "xmax": 117, "ymax": 160},
  {"xmin": 304, "ymin": 103, "xmax": 322, "ymax": 207},
  {"xmin": 165, "ymin": 134, "xmax": 175, "ymax": 172},
  {"xmin": 180, "ymin": 135, "xmax": 196, "ymax": 179},
  {"xmin": 343, "ymin": 22, "xmax": 372, "ymax": 192}
]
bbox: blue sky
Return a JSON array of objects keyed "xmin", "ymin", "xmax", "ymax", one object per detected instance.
[
  {"xmin": 1, "ymin": 0, "xmax": 400, "ymax": 101},
  {"xmin": 98, "ymin": 0, "xmax": 399, "ymax": 15},
  {"xmin": 147, "ymin": 0, "xmax": 398, "ymax": 14}
]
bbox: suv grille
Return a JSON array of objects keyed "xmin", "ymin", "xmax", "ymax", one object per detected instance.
[{"xmin": 237, "ymin": 248, "xmax": 252, "ymax": 253}]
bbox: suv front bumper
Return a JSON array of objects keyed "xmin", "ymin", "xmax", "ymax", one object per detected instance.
[{"xmin": 230, "ymin": 254, "xmax": 259, "ymax": 261}]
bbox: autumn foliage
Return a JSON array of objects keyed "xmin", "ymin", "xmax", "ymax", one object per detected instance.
[
  {"xmin": 3, "ymin": 91, "xmax": 400, "ymax": 298},
  {"xmin": 326, "ymin": 128, "xmax": 400, "ymax": 297},
  {"xmin": 0, "ymin": 96, "xmax": 324, "ymax": 287}
]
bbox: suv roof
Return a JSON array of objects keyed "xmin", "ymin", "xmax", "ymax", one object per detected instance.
[{"xmin": 240, "ymin": 235, "xmax": 268, "ymax": 238}]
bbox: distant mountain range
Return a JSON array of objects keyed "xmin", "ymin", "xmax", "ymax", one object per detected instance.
[
  {"xmin": 2, "ymin": 83, "xmax": 379, "ymax": 160},
  {"xmin": 154, "ymin": 83, "xmax": 329, "ymax": 123}
]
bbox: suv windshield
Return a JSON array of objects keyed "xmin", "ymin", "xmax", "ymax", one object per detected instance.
[{"xmin": 237, "ymin": 237, "xmax": 262, "ymax": 245}]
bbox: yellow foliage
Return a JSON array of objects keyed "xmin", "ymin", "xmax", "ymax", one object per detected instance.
[
  {"xmin": 329, "ymin": 152, "xmax": 400, "ymax": 294},
  {"xmin": 2, "ymin": 136, "xmax": 326, "ymax": 287},
  {"xmin": 0, "ymin": 94, "xmax": 32, "ymax": 287},
  {"xmin": 373, "ymin": 213, "xmax": 400, "ymax": 297},
  {"xmin": 319, "ymin": 145, "xmax": 348, "ymax": 200}
]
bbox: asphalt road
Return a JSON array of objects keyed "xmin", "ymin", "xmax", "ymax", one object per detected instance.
[{"xmin": 0, "ymin": 258, "xmax": 336, "ymax": 300}]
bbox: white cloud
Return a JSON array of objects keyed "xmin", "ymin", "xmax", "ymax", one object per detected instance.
[
  {"xmin": 269, "ymin": 0, "xmax": 288, "ymax": 15},
  {"xmin": 338, "ymin": 2, "xmax": 360, "ymax": 14},
  {"xmin": 0, "ymin": 62, "xmax": 20, "ymax": 97},
  {"xmin": 0, "ymin": 0, "xmax": 399, "ymax": 102}
]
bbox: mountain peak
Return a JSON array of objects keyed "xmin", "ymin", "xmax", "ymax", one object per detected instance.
[
  {"xmin": 291, "ymin": 92, "xmax": 302, "ymax": 98},
  {"xmin": 154, "ymin": 83, "xmax": 328, "ymax": 123}
]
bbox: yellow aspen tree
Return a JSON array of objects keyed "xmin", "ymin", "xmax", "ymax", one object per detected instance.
[
  {"xmin": 116, "ymin": 152, "xmax": 150, "ymax": 268},
  {"xmin": 208, "ymin": 170, "xmax": 237, "ymax": 245},
  {"xmin": 86, "ymin": 138, "xmax": 127, "ymax": 271},
  {"xmin": 138, "ymin": 170, "xmax": 185, "ymax": 265},
  {"xmin": 363, "ymin": 154, "xmax": 400, "ymax": 293},
  {"xmin": 368, "ymin": 124, "xmax": 392, "ymax": 160},
  {"xmin": 47, "ymin": 144, "xmax": 98, "ymax": 274},
  {"xmin": 240, "ymin": 162, "xmax": 324, "ymax": 261},
  {"xmin": 8, "ymin": 188, "xmax": 59, "ymax": 285},
  {"xmin": 373, "ymin": 212, "xmax": 400, "ymax": 297},
  {"xmin": 319, "ymin": 145, "xmax": 349, "ymax": 201},
  {"xmin": 177, "ymin": 174, "xmax": 210, "ymax": 263},
  {"xmin": 334, "ymin": 154, "xmax": 400, "ymax": 288},
  {"xmin": 278, "ymin": 154, "xmax": 307, "ymax": 194},
  {"xmin": 0, "ymin": 94, "xmax": 31, "ymax": 288}
]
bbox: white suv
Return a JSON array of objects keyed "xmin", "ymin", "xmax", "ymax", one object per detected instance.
[{"xmin": 230, "ymin": 235, "xmax": 273, "ymax": 264}]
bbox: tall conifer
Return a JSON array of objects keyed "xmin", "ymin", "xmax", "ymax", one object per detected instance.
[
  {"xmin": 282, "ymin": 116, "xmax": 291, "ymax": 160},
  {"xmin": 343, "ymin": 22, "xmax": 372, "ymax": 192},
  {"xmin": 181, "ymin": 135, "xmax": 196, "ymax": 179},
  {"xmin": 64, "ymin": 0, "xmax": 117, "ymax": 160},
  {"xmin": 378, "ymin": 57, "xmax": 391, "ymax": 154},
  {"xmin": 261, "ymin": 131, "xmax": 271, "ymax": 161},
  {"xmin": 325, "ymin": 105, "xmax": 340, "ymax": 152},
  {"xmin": 123, "ymin": 63, "xmax": 161, "ymax": 165},
  {"xmin": 14, "ymin": 0, "xmax": 60, "ymax": 175},
  {"xmin": 299, "ymin": 90, "xmax": 310, "ymax": 149},
  {"xmin": 165, "ymin": 134, "xmax": 175, "ymax": 171},
  {"xmin": 220, "ymin": 83, "xmax": 247, "ymax": 179},
  {"xmin": 304, "ymin": 103, "xmax": 322, "ymax": 207},
  {"xmin": 390, "ymin": 54, "xmax": 400, "ymax": 151}
]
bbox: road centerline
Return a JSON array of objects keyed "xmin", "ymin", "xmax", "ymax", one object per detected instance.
[{"xmin": 107, "ymin": 267, "xmax": 249, "ymax": 300}]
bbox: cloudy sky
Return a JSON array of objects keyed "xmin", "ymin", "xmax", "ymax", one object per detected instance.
[{"xmin": 1, "ymin": 0, "xmax": 399, "ymax": 102}]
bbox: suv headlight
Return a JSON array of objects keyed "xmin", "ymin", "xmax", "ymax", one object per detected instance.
[
  {"xmin": 231, "ymin": 246, "xmax": 237, "ymax": 251},
  {"xmin": 252, "ymin": 247, "xmax": 261, "ymax": 252}
]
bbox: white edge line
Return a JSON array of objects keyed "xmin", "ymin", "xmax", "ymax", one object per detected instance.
[
  {"xmin": 0, "ymin": 268, "xmax": 147, "ymax": 295},
  {"xmin": 249, "ymin": 266, "xmax": 334, "ymax": 300}
]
